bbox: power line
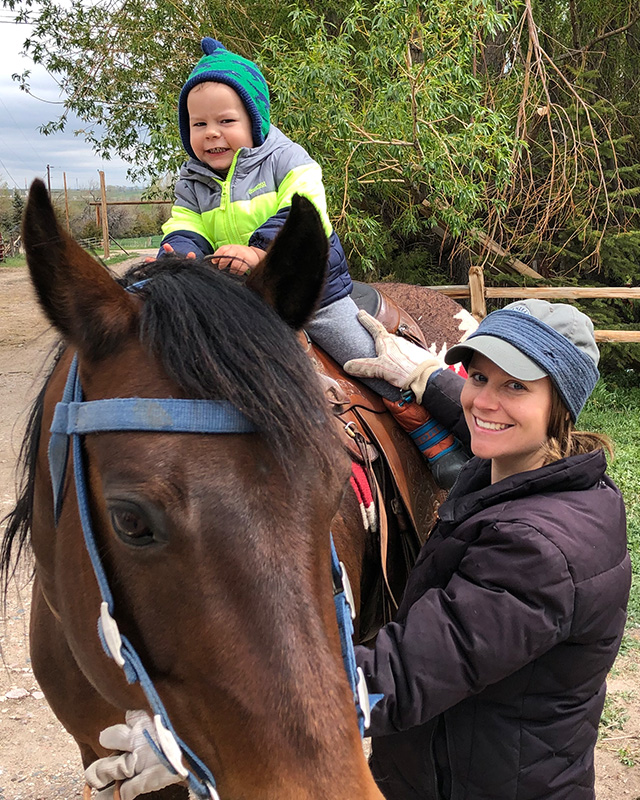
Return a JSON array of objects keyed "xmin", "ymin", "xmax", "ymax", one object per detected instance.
[
  {"xmin": 0, "ymin": 96, "xmax": 49, "ymax": 163},
  {"xmin": 0, "ymin": 155, "xmax": 21, "ymax": 189}
]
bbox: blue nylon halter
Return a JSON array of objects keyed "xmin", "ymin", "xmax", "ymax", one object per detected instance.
[{"xmin": 48, "ymin": 351, "xmax": 376, "ymax": 796}]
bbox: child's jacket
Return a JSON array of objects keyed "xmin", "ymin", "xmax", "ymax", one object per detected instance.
[{"xmin": 161, "ymin": 126, "xmax": 352, "ymax": 308}]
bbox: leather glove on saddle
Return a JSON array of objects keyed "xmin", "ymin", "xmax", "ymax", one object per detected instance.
[
  {"xmin": 344, "ymin": 310, "xmax": 443, "ymax": 403},
  {"xmin": 85, "ymin": 710, "xmax": 184, "ymax": 800}
]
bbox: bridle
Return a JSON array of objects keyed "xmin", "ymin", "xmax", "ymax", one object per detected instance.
[{"xmin": 48, "ymin": 349, "xmax": 377, "ymax": 798}]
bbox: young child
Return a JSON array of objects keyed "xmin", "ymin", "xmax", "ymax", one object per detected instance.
[{"xmin": 160, "ymin": 37, "xmax": 467, "ymax": 487}]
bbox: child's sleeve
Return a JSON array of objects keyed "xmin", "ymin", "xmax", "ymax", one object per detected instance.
[{"xmin": 158, "ymin": 179, "xmax": 215, "ymax": 259}]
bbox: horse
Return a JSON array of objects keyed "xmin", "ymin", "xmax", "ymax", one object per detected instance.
[{"xmin": 1, "ymin": 179, "xmax": 473, "ymax": 799}]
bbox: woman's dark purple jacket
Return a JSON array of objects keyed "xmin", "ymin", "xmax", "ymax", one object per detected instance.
[{"xmin": 356, "ymin": 370, "xmax": 630, "ymax": 800}]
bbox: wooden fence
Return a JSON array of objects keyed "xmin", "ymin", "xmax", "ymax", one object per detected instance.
[{"xmin": 429, "ymin": 266, "xmax": 640, "ymax": 343}]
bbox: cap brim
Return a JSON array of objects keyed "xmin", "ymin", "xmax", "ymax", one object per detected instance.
[{"xmin": 445, "ymin": 335, "xmax": 548, "ymax": 381}]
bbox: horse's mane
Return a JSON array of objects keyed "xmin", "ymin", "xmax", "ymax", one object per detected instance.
[
  {"xmin": 122, "ymin": 257, "xmax": 334, "ymax": 464},
  {"xmin": 1, "ymin": 256, "xmax": 338, "ymax": 597},
  {"xmin": 0, "ymin": 347, "xmax": 63, "ymax": 600}
]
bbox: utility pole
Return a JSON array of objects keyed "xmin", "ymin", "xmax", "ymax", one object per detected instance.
[
  {"xmin": 46, "ymin": 165, "xmax": 52, "ymax": 195},
  {"xmin": 63, "ymin": 172, "xmax": 71, "ymax": 232}
]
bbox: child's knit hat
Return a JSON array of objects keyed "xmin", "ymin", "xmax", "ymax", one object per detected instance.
[
  {"xmin": 179, "ymin": 37, "xmax": 270, "ymax": 157},
  {"xmin": 445, "ymin": 299, "xmax": 600, "ymax": 421}
]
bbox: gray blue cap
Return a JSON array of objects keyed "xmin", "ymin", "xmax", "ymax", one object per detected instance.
[{"xmin": 445, "ymin": 299, "xmax": 600, "ymax": 421}]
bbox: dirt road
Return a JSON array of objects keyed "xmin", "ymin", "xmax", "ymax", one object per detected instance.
[
  {"xmin": 0, "ymin": 263, "xmax": 85, "ymax": 799},
  {"xmin": 1, "ymin": 258, "xmax": 639, "ymax": 799}
]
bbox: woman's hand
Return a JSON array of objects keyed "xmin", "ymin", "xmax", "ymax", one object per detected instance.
[
  {"xmin": 84, "ymin": 710, "xmax": 185, "ymax": 800},
  {"xmin": 344, "ymin": 311, "xmax": 442, "ymax": 402}
]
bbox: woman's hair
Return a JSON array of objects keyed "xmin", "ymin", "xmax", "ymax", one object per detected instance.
[{"xmin": 542, "ymin": 384, "xmax": 613, "ymax": 464}]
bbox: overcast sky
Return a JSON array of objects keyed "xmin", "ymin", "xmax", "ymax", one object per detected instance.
[{"xmin": 0, "ymin": 10, "xmax": 138, "ymax": 190}]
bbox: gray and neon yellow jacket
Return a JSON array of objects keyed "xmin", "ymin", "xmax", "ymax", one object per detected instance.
[{"xmin": 160, "ymin": 126, "xmax": 352, "ymax": 308}]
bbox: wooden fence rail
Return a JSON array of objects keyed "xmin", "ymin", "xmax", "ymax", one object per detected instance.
[{"xmin": 428, "ymin": 266, "xmax": 640, "ymax": 343}]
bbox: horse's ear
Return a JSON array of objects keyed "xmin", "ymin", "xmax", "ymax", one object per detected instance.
[
  {"xmin": 22, "ymin": 179, "xmax": 139, "ymax": 359},
  {"xmin": 245, "ymin": 194, "xmax": 328, "ymax": 329}
]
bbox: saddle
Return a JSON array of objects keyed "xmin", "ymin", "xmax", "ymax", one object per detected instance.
[{"xmin": 301, "ymin": 282, "xmax": 445, "ymax": 642}]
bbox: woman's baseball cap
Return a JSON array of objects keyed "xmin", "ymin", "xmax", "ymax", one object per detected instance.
[{"xmin": 445, "ymin": 300, "xmax": 600, "ymax": 420}]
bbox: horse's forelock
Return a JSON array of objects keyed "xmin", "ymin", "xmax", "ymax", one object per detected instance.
[{"xmin": 122, "ymin": 257, "xmax": 338, "ymax": 474}]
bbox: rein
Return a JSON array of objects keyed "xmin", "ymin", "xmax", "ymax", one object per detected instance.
[{"xmin": 48, "ymin": 351, "xmax": 375, "ymax": 798}]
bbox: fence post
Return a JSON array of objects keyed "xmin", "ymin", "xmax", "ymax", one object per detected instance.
[
  {"xmin": 468, "ymin": 266, "xmax": 487, "ymax": 320},
  {"xmin": 99, "ymin": 170, "xmax": 110, "ymax": 259}
]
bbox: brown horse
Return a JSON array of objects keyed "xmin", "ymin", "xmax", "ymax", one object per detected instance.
[{"xmin": 1, "ymin": 180, "xmax": 472, "ymax": 799}]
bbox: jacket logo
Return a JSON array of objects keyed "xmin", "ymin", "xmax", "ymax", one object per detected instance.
[{"xmin": 248, "ymin": 181, "xmax": 267, "ymax": 195}]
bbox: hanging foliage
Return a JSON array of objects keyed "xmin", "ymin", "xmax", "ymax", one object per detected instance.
[{"xmin": 4, "ymin": 0, "xmax": 640, "ymax": 293}]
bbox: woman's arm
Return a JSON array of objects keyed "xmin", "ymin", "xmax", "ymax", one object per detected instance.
[{"xmin": 356, "ymin": 521, "xmax": 575, "ymax": 736}]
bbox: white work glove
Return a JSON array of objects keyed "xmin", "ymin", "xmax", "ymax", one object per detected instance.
[
  {"xmin": 344, "ymin": 310, "xmax": 443, "ymax": 403},
  {"xmin": 85, "ymin": 710, "xmax": 185, "ymax": 800}
]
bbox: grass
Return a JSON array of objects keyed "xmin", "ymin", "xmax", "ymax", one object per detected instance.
[
  {"xmin": 580, "ymin": 371, "xmax": 640, "ymax": 627},
  {"xmin": 1, "ymin": 250, "xmax": 142, "ymax": 270},
  {"xmin": 0, "ymin": 255, "xmax": 27, "ymax": 268},
  {"xmin": 599, "ymin": 690, "xmax": 632, "ymax": 732}
]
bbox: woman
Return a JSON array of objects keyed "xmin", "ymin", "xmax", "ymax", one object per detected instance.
[{"xmin": 345, "ymin": 299, "xmax": 630, "ymax": 800}]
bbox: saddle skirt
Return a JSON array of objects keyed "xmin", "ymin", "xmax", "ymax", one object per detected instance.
[{"xmin": 301, "ymin": 283, "xmax": 446, "ymax": 640}]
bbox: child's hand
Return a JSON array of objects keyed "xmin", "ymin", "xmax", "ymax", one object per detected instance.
[
  {"xmin": 161, "ymin": 243, "xmax": 196, "ymax": 258},
  {"xmin": 147, "ymin": 243, "xmax": 196, "ymax": 263},
  {"xmin": 212, "ymin": 245, "xmax": 265, "ymax": 275}
]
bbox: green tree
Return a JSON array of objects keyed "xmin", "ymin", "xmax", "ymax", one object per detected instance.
[
  {"xmin": 11, "ymin": 189, "xmax": 24, "ymax": 233},
  {"xmin": 4, "ymin": 0, "xmax": 519, "ymax": 272},
  {"xmin": 5, "ymin": 0, "xmax": 640, "ymax": 284},
  {"xmin": 0, "ymin": 182, "xmax": 12, "ymax": 234}
]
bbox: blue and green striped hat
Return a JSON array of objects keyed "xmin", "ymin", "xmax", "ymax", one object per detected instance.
[{"xmin": 179, "ymin": 38, "xmax": 270, "ymax": 157}]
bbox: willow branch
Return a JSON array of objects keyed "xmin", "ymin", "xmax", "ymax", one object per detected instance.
[{"xmin": 556, "ymin": 12, "xmax": 640, "ymax": 62}]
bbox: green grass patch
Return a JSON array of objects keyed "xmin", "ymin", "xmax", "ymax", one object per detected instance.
[
  {"xmin": 618, "ymin": 631, "xmax": 640, "ymax": 657},
  {"xmin": 1, "ymin": 255, "xmax": 27, "ymax": 268},
  {"xmin": 599, "ymin": 690, "xmax": 632, "ymax": 733},
  {"xmin": 580, "ymin": 371, "xmax": 640, "ymax": 626},
  {"xmin": 105, "ymin": 252, "xmax": 142, "ymax": 267},
  {"xmin": 116, "ymin": 235, "xmax": 162, "ymax": 249},
  {"xmin": 2, "ymin": 251, "xmax": 140, "ymax": 270}
]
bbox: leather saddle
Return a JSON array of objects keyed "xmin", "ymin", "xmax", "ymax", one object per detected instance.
[{"xmin": 301, "ymin": 282, "xmax": 445, "ymax": 641}]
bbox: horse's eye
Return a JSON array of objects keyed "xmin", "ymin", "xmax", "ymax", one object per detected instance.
[{"xmin": 109, "ymin": 505, "xmax": 154, "ymax": 546}]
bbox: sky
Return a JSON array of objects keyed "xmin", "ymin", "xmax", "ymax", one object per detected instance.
[{"xmin": 0, "ymin": 10, "xmax": 137, "ymax": 190}]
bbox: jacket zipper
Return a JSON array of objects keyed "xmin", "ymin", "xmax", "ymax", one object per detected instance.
[{"xmin": 220, "ymin": 150, "xmax": 242, "ymax": 245}]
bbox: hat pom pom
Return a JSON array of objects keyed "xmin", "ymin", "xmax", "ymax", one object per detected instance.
[{"xmin": 201, "ymin": 37, "xmax": 225, "ymax": 55}]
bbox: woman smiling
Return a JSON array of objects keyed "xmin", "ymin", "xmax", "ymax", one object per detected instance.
[{"xmin": 345, "ymin": 300, "xmax": 629, "ymax": 800}]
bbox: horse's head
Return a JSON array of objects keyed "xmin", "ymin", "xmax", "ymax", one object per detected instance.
[{"xmin": 22, "ymin": 180, "xmax": 382, "ymax": 799}]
